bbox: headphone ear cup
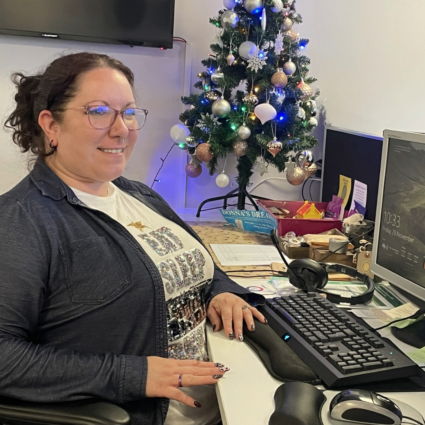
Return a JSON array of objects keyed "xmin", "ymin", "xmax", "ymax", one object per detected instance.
[{"xmin": 289, "ymin": 259, "xmax": 328, "ymax": 291}]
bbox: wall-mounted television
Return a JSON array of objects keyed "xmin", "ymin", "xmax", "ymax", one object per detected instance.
[{"xmin": 0, "ymin": 0, "xmax": 175, "ymax": 49}]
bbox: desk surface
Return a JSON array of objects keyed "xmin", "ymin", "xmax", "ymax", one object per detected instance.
[
  {"xmin": 207, "ymin": 321, "xmax": 425, "ymax": 425},
  {"xmin": 191, "ymin": 222, "xmax": 425, "ymax": 423}
]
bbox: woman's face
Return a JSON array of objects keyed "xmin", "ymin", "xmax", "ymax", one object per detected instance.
[{"xmin": 46, "ymin": 67, "xmax": 138, "ymax": 193}]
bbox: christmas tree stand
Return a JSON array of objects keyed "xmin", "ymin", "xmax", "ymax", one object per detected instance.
[{"xmin": 195, "ymin": 184, "xmax": 270, "ymax": 217}]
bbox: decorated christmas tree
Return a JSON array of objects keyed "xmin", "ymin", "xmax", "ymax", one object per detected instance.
[{"xmin": 170, "ymin": 0, "xmax": 319, "ymax": 209}]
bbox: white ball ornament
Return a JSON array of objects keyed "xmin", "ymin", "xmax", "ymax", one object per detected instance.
[
  {"xmin": 223, "ymin": 0, "xmax": 236, "ymax": 9},
  {"xmin": 281, "ymin": 18, "xmax": 293, "ymax": 32},
  {"xmin": 216, "ymin": 172, "xmax": 230, "ymax": 188},
  {"xmin": 211, "ymin": 98, "xmax": 231, "ymax": 118},
  {"xmin": 283, "ymin": 59, "xmax": 296, "ymax": 76},
  {"xmin": 239, "ymin": 41, "xmax": 258, "ymax": 60},
  {"xmin": 237, "ymin": 125, "xmax": 251, "ymax": 140},
  {"xmin": 270, "ymin": 0, "xmax": 284, "ymax": 13},
  {"xmin": 244, "ymin": 0, "xmax": 263, "ymax": 14},
  {"xmin": 220, "ymin": 10, "xmax": 239, "ymax": 29},
  {"xmin": 309, "ymin": 117, "xmax": 318, "ymax": 127},
  {"xmin": 254, "ymin": 102, "xmax": 277, "ymax": 125},
  {"xmin": 170, "ymin": 124, "xmax": 190, "ymax": 143}
]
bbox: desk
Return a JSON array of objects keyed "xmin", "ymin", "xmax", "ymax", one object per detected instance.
[
  {"xmin": 189, "ymin": 221, "xmax": 425, "ymax": 424},
  {"xmin": 207, "ymin": 319, "xmax": 425, "ymax": 425}
]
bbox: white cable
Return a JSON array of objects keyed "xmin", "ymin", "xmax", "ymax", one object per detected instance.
[{"xmin": 247, "ymin": 177, "xmax": 288, "ymax": 193}]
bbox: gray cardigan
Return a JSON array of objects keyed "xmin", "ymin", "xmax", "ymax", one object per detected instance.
[{"xmin": 0, "ymin": 159, "xmax": 263, "ymax": 425}]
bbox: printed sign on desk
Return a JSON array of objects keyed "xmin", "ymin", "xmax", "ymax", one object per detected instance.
[{"xmin": 220, "ymin": 209, "xmax": 277, "ymax": 235}]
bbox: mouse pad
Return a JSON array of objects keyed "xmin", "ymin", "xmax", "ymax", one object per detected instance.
[{"xmin": 321, "ymin": 392, "xmax": 424, "ymax": 425}]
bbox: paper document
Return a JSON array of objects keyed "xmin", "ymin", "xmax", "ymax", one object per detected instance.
[
  {"xmin": 210, "ymin": 244, "xmax": 282, "ymax": 266},
  {"xmin": 337, "ymin": 175, "xmax": 352, "ymax": 207},
  {"xmin": 349, "ymin": 180, "xmax": 367, "ymax": 212}
]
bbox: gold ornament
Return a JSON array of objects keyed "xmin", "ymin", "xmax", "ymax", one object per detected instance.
[
  {"xmin": 232, "ymin": 139, "xmax": 248, "ymax": 156},
  {"xmin": 297, "ymin": 79, "xmax": 313, "ymax": 101},
  {"xmin": 283, "ymin": 29, "xmax": 298, "ymax": 42},
  {"xmin": 271, "ymin": 68, "xmax": 288, "ymax": 89},
  {"xmin": 307, "ymin": 162, "xmax": 318, "ymax": 177},
  {"xmin": 205, "ymin": 90, "xmax": 222, "ymax": 102},
  {"xmin": 195, "ymin": 143, "xmax": 214, "ymax": 162},
  {"xmin": 286, "ymin": 165, "xmax": 308, "ymax": 186},
  {"xmin": 242, "ymin": 91, "xmax": 259, "ymax": 105},
  {"xmin": 267, "ymin": 138, "xmax": 283, "ymax": 157}
]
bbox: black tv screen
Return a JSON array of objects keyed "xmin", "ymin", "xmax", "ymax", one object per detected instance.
[{"xmin": 0, "ymin": 0, "xmax": 175, "ymax": 49}]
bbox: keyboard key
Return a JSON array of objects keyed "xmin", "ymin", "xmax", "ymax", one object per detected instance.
[
  {"xmin": 363, "ymin": 361, "xmax": 384, "ymax": 370},
  {"xmin": 341, "ymin": 365, "xmax": 363, "ymax": 374}
]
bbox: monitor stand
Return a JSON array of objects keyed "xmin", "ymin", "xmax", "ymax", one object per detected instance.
[{"xmin": 391, "ymin": 317, "xmax": 425, "ymax": 348}]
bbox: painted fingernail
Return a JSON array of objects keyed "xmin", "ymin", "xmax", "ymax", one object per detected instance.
[
  {"xmin": 213, "ymin": 324, "xmax": 216, "ymax": 331},
  {"xmin": 251, "ymin": 324, "xmax": 256, "ymax": 331},
  {"xmin": 264, "ymin": 318, "xmax": 268, "ymax": 325},
  {"xmin": 194, "ymin": 401, "xmax": 202, "ymax": 408},
  {"xmin": 238, "ymin": 333, "xmax": 243, "ymax": 342},
  {"xmin": 214, "ymin": 363, "xmax": 225, "ymax": 367},
  {"xmin": 228, "ymin": 332, "xmax": 234, "ymax": 340},
  {"xmin": 219, "ymin": 367, "xmax": 230, "ymax": 372},
  {"xmin": 213, "ymin": 374, "xmax": 224, "ymax": 379}
]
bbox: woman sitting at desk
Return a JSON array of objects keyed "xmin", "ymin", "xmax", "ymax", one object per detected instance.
[{"xmin": 0, "ymin": 52, "xmax": 266, "ymax": 425}]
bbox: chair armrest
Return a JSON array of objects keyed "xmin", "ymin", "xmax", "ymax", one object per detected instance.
[{"xmin": 0, "ymin": 397, "xmax": 131, "ymax": 425}]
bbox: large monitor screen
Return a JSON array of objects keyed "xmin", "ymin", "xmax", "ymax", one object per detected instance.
[
  {"xmin": 372, "ymin": 130, "xmax": 425, "ymax": 301},
  {"xmin": 0, "ymin": 0, "xmax": 175, "ymax": 49}
]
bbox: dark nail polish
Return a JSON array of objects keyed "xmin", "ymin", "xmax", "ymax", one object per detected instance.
[
  {"xmin": 214, "ymin": 363, "xmax": 224, "ymax": 368},
  {"xmin": 228, "ymin": 332, "xmax": 234, "ymax": 340},
  {"xmin": 194, "ymin": 401, "xmax": 202, "ymax": 408},
  {"xmin": 220, "ymin": 367, "xmax": 230, "ymax": 372},
  {"xmin": 213, "ymin": 324, "xmax": 216, "ymax": 331},
  {"xmin": 251, "ymin": 324, "xmax": 256, "ymax": 331},
  {"xmin": 213, "ymin": 374, "xmax": 224, "ymax": 379},
  {"xmin": 238, "ymin": 333, "xmax": 243, "ymax": 342},
  {"xmin": 264, "ymin": 318, "xmax": 268, "ymax": 325}
]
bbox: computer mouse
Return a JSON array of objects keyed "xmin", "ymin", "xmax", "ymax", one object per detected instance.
[{"xmin": 329, "ymin": 389, "xmax": 403, "ymax": 425}]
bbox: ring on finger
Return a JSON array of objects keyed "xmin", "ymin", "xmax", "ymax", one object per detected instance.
[
  {"xmin": 178, "ymin": 374, "xmax": 183, "ymax": 388},
  {"xmin": 242, "ymin": 305, "xmax": 249, "ymax": 310}
]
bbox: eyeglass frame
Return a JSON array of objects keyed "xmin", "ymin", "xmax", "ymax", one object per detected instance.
[{"xmin": 54, "ymin": 105, "xmax": 149, "ymax": 130}]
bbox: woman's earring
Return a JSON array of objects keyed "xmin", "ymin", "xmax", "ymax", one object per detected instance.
[{"xmin": 49, "ymin": 139, "xmax": 57, "ymax": 153}]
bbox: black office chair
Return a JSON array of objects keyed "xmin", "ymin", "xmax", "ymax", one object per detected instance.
[{"xmin": 0, "ymin": 396, "xmax": 131, "ymax": 425}]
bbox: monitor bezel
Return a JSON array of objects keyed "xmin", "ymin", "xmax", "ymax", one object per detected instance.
[{"xmin": 371, "ymin": 129, "xmax": 425, "ymax": 302}]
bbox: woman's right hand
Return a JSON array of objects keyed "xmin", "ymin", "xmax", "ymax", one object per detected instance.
[{"xmin": 146, "ymin": 357, "xmax": 228, "ymax": 407}]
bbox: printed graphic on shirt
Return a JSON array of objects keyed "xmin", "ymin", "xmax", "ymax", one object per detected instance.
[
  {"xmin": 133, "ymin": 225, "xmax": 209, "ymax": 361},
  {"xmin": 127, "ymin": 221, "xmax": 150, "ymax": 232}
]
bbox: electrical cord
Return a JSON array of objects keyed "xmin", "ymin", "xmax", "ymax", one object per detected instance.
[
  {"xmin": 373, "ymin": 309, "xmax": 425, "ymax": 331},
  {"xmin": 151, "ymin": 142, "xmax": 176, "ymax": 189},
  {"xmin": 402, "ymin": 415, "xmax": 424, "ymax": 425}
]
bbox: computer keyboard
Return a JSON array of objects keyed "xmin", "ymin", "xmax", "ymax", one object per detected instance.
[{"xmin": 261, "ymin": 293, "xmax": 420, "ymax": 388}]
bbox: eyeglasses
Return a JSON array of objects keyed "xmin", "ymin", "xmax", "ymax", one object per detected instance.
[{"xmin": 62, "ymin": 105, "xmax": 148, "ymax": 130}]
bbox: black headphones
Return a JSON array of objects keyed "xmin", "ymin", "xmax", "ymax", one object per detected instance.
[{"xmin": 270, "ymin": 230, "xmax": 375, "ymax": 305}]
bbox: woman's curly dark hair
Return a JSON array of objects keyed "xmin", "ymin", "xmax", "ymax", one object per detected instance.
[{"xmin": 4, "ymin": 52, "xmax": 134, "ymax": 159}]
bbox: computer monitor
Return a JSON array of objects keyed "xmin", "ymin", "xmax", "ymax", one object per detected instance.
[
  {"xmin": 371, "ymin": 129, "xmax": 425, "ymax": 304},
  {"xmin": 321, "ymin": 126, "xmax": 383, "ymax": 221}
]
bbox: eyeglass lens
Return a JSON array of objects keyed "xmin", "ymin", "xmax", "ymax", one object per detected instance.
[{"xmin": 87, "ymin": 106, "xmax": 146, "ymax": 130}]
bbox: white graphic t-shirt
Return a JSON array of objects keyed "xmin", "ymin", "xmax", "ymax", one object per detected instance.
[{"xmin": 71, "ymin": 183, "xmax": 221, "ymax": 425}]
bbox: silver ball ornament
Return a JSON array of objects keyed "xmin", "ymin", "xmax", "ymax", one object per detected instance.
[
  {"xmin": 227, "ymin": 53, "xmax": 235, "ymax": 66},
  {"xmin": 186, "ymin": 136, "xmax": 198, "ymax": 148},
  {"xmin": 220, "ymin": 10, "xmax": 239, "ymax": 29},
  {"xmin": 216, "ymin": 172, "xmax": 230, "ymax": 188},
  {"xmin": 244, "ymin": 0, "xmax": 263, "ymax": 14},
  {"xmin": 211, "ymin": 69, "xmax": 224, "ymax": 83},
  {"xmin": 237, "ymin": 125, "xmax": 251, "ymax": 140},
  {"xmin": 239, "ymin": 41, "xmax": 258, "ymax": 60},
  {"xmin": 281, "ymin": 18, "xmax": 293, "ymax": 31},
  {"xmin": 211, "ymin": 99, "xmax": 231, "ymax": 118},
  {"xmin": 309, "ymin": 117, "xmax": 318, "ymax": 127},
  {"xmin": 223, "ymin": 0, "xmax": 236, "ymax": 9},
  {"xmin": 283, "ymin": 60, "xmax": 296, "ymax": 76}
]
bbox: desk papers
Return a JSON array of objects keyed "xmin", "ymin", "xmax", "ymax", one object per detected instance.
[{"xmin": 210, "ymin": 244, "xmax": 282, "ymax": 266}]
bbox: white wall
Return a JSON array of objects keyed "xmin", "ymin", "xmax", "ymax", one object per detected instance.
[{"xmin": 2, "ymin": 0, "xmax": 425, "ymax": 211}]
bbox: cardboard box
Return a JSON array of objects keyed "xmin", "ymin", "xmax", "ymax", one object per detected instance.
[
  {"xmin": 309, "ymin": 247, "xmax": 355, "ymax": 267},
  {"xmin": 281, "ymin": 244, "xmax": 310, "ymax": 259},
  {"xmin": 258, "ymin": 200, "xmax": 342, "ymax": 237}
]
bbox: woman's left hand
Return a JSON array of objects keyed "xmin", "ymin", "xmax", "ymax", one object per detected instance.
[{"xmin": 207, "ymin": 292, "xmax": 267, "ymax": 341}]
